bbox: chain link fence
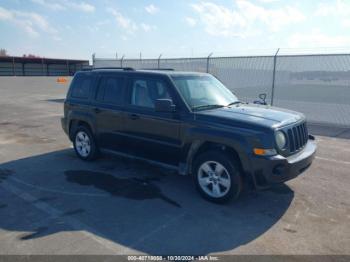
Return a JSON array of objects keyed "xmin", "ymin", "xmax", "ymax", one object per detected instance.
[{"xmin": 93, "ymin": 52, "xmax": 350, "ymax": 127}]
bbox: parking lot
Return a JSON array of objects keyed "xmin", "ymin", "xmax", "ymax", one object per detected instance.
[{"xmin": 0, "ymin": 77, "xmax": 349, "ymax": 255}]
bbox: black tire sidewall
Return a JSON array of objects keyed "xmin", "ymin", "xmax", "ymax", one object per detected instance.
[
  {"xmin": 72, "ymin": 126, "xmax": 97, "ymax": 161},
  {"xmin": 193, "ymin": 151, "xmax": 242, "ymax": 203}
]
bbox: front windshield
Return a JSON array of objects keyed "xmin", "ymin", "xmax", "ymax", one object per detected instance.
[{"xmin": 171, "ymin": 75, "xmax": 239, "ymax": 111}]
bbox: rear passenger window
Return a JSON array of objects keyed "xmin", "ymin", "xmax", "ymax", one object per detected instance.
[
  {"xmin": 96, "ymin": 76, "xmax": 124, "ymax": 105},
  {"xmin": 71, "ymin": 75, "xmax": 92, "ymax": 99}
]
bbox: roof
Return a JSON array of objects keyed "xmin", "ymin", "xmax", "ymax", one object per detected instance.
[
  {"xmin": 0, "ymin": 56, "xmax": 88, "ymax": 64},
  {"xmin": 88, "ymin": 68, "xmax": 209, "ymax": 76}
]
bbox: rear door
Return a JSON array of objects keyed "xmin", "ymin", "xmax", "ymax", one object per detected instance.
[{"xmin": 92, "ymin": 74, "xmax": 127, "ymax": 151}]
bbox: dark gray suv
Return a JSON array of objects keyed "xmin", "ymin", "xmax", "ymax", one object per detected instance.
[{"xmin": 61, "ymin": 68, "xmax": 316, "ymax": 203}]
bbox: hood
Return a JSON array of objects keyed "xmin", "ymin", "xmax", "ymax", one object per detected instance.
[{"xmin": 196, "ymin": 103, "xmax": 304, "ymax": 129}]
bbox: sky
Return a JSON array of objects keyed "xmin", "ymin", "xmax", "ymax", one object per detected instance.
[{"xmin": 0, "ymin": 0, "xmax": 350, "ymax": 61}]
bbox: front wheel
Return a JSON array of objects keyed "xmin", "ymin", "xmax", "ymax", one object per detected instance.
[
  {"xmin": 193, "ymin": 151, "xmax": 242, "ymax": 203},
  {"xmin": 73, "ymin": 126, "xmax": 99, "ymax": 161}
]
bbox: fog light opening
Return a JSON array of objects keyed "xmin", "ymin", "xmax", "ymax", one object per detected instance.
[{"xmin": 273, "ymin": 164, "xmax": 286, "ymax": 176}]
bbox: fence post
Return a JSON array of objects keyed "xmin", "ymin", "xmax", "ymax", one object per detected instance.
[
  {"xmin": 12, "ymin": 57, "xmax": 15, "ymax": 76},
  {"xmin": 121, "ymin": 55, "xmax": 125, "ymax": 68},
  {"xmin": 139, "ymin": 52, "xmax": 142, "ymax": 69},
  {"xmin": 206, "ymin": 53, "xmax": 213, "ymax": 73},
  {"xmin": 92, "ymin": 53, "xmax": 95, "ymax": 68},
  {"xmin": 66, "ymin": 60, "xmax": 69, "ymax": 76},
  {"xmin": 158, "ymin": 54, "xmax": 162, "ymax": 69},
  {"xmin": 41, "ymin": 58, "xmax": 45, "ymax": 76},
  {"xmin": 270, "ymin": 48, "xmax": 280, "ymax": 106}
]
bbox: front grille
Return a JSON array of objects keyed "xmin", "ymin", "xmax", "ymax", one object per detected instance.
[{"xmin": 287, "ymin": 122, "xmax": 308, "ymax": 153}]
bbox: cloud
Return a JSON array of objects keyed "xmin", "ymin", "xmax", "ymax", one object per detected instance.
[
  {"xmin": 0, "ymin": 6, "xmax": 57, "ymax": 37},
  {"xmin": 108, "ymin": 8, "xmax": 138, "ymax": 34},
  {"xmin": 191, "ymin": 2, "xmax": 246, "ymax": 37},
  {"xmin": 191, "ymin": 1, "xmax": 305, "ymax": 37},
  {"xmin": 288, "ymin": 29, "xmax": 350, "ymax": 48},
  {"xmin": 185, "ymin": 17, "xmax": 197, "ymax": 27},
  {"xmin": 52, "ymin": 35, "xmax": 62, "ymax": 41},
  {"xmin": 315, "ymin": 0, "xmax": 350, "ymax": 17},
  {"xmin": 108, "ymin": 8, "xmax": 156, "ymax": 35},
  {"xmin": 342, "ymin": 19, "xmax": 350, "ymax": 28},
  {"xmin": 140, "ymin": 23, "xmax": 155, "ymax": 32},
  {"xmin": 31, "ymin": 0, "xmax": 95, "ymax": 13},
  {"xmin": 31, "ymin": 0, "xmax": 64, "ymax": 11},
  {"xmin": 314, "ymin": 1, "xmax": 350, "ymax": 34},
  {"xmin": 237, "ymin": 0, "xmax": 305, "ymax": 31},
  {"xmin": 257, "ymin": 0, "xmax": 280, "ymax": 3},
  {"xmin": 0, "ymin": 6, "xmax": 13, "ymax": 20},
  {"xmin": 145, "ymin": 4, "xmax": 159, "ymax": 15},
  {"xmin": 68, "ymin": 1, "xmax": 95, "ymax": 13}
]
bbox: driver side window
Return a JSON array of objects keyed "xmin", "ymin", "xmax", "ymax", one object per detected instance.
[{"xmin": 130, "ymin": 78, "xmax": 171, "ymax": 109}]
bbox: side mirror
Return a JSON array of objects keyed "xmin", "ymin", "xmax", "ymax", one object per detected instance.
[
  {"xmin": 155, "ymin": 99, "xmax": 176, "ymax": 112},
  {"xmin": 254, "ymin": 93, "xmax": 267, "ymax": 105}
]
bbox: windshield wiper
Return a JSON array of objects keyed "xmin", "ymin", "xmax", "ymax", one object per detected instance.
[
  {"xmin": 192, "ymin": 104, "xmax": 225, "ymax": 111},
  {"xmin": 227, "ymin": 101, "xmax": 241, "ymax": 106}
]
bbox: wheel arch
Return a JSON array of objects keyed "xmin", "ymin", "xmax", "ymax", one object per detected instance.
[
  {"xmin": 68, "ymin": 119, "xmax": 94, "ymax": 141},
  {"xmin": 185, "ymin": 140, "xmax": 252, "ymax": 181}
]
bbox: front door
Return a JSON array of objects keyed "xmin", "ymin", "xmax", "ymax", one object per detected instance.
[{"xmin": 123, "ymin": 76, "xmax": 182, "ymax": 165}]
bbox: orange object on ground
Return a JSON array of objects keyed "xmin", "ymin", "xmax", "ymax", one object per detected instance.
[{"xmin": 57, "ymin": 77, "xmax": 68, "ymax": 83}]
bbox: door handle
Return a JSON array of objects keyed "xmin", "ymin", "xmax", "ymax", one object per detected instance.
[
  {"xmin": 129, "ymin": 114, "xmax": 140, "ymax": 120},
  {"xmin": 94, "ymin": 107, "xmax": 101, "ymax": 114}
]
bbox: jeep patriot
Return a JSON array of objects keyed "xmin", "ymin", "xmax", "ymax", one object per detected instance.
[{"xmin": 61, "ymin": 68, "xmax": 316, "ymax": 202}]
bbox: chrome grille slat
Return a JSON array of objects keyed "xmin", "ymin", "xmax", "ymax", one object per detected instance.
[
  {"xmin": 301, "ymin": 123, "xmax": 305, "ymax": 144},
  {"xmin": 288, "ymin": 129, "xmax": 295, "ymax": 152},
  {"xmin": 302, "ymin": 123, "xmax": 307, "ymax": 144},
  {"xmin": 297, "ymin": 125, "xmax": 303, "ymax": 148},
  {"xmin": 286, "ymin": 122, "xmax": 308, "ymax": 154},
  {"xmin": 293, "ymin": 127, "xmax": 299, "ymax": 149},
  {"xmin": 300, "ymin": 124, "xmax": 304, "ymax": 145}
]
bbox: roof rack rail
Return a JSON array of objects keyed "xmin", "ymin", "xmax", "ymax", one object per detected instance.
[
  {"xmin": 92, "ymin": 67, "xmax": 135, "ymax": 71},
  {"xmin": 140, "ymin": 68, "xmax": 175, "ymax": 71}
]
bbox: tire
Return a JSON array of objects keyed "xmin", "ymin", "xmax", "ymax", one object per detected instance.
[
  {"xmin": 72, "ymin": 125, "xmax": 99, "ymax": 161},
  {"xmin": 193, "ymin": 150, "xmax": 242, "ymax": 203}
]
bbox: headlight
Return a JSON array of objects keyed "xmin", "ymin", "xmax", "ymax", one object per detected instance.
[{"xmin": 275, "ymin": 131, "xmax": 287, "ymax": 150}]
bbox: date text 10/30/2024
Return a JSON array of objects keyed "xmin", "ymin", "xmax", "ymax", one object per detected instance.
[{"xmin": 127, "ymin": 255, "xmax": 219, "ymax": 261}]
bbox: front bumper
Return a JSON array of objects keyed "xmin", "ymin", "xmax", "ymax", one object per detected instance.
[{"xmin": 252, "ymin": 139, "xmax": 316, "ymax": 187}]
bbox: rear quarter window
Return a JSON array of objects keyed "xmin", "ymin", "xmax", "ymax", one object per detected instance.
[{"xmin": 70, "ymin": 74, "xmax": 93, "ymax": 99}]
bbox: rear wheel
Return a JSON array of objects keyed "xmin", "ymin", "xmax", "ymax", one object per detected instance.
[
  {"xmin": 193, "ymin": 150, "xmax": 242, "ymax": 203},
  {"xmin": 72, "ymin": 126, "xmax": 99, "ymax": 161}
]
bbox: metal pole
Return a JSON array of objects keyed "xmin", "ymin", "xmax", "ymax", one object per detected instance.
[
  {"xmin": 116, "ymin": 52, "xmax": 118, "ymax": 59},
  {"xmin": 66, "ymin": 60, "xmax": 69, "ymax": 76},
  {"xmin": 270, "ymin": 48, "xmax": 280, "ymax": 106},
  {"xmin": 42, "ymin": 58, "xmax": 45, "ymax": 76},
  {"xmin": 158, "ymin": 54, "xmax": 162, "ymax": 69},
  {"xmin": 12, "ymin": 57, "xmax": 15, "ymax": 76},
  {"xmin": 121, "ymin": 55, "xmax": 125, "ymax": 68},
  {"xmin": 92, "ymin": 53, "xmax": 95, "ymax": 68},
  {"xmin": 206, "ymin": 52, "xmax": 213, "ymax": 73}
]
